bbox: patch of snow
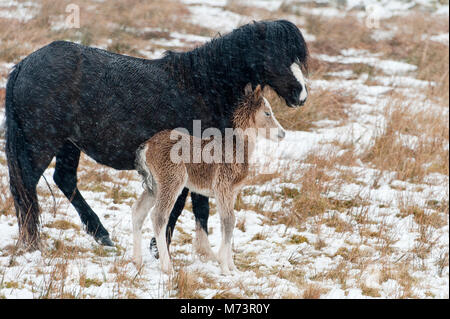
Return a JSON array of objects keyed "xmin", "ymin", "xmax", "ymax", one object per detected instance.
[
  {"xmin": 187, "ymin": 5, "xmax": 249, "ymax": 32},
  {"xmin": 317, "ymin": 49, "xmax": 417, "ymax": 75},
  {"xmin": 0, "ymin": 0, "xmax": 40, "ymax": 22},
  {"xmin": 430, "ymin": 33, "xmax": 449, "ymax": 46}
]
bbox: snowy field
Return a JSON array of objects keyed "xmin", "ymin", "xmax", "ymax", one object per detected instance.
[{"xmin": 0, "ymin": 0, "xmax": 448, "ymax": 298}]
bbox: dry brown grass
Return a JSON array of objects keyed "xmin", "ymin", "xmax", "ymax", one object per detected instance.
[
  {"xmin": 224, "ymin": 0, "xmax": 275, "ymax": 19},
  {"xmin": 0, "ymin": 182, "xmax": 14, "ymax": 217},
  {"xmin": 283, "ymin": 6, "xmax": 449, "ymax": 108},
  {"xmin": 362, "ymin": 97, "xmax": 449, "ymax": 183},
  {"xmin": 0, "ymin": 0, "xmax": 211, "ymax": 64},
  {"xmin": 302, "ymin": 284, "xmax": 323, "ymax": 299},
  {"xmin": 381, "ymin": 13, "xmax": 449, "ymax": 105},
  {"xmin": 44, "ymin": 220, "xmax": 81, "ymax": 231},
  {"xmin": 268, "ymin": 86, "xmax": 354, "ymax": 131},
  {"xmin": 250, "ymin": 144, "xmax": 365, "ymax": 232},
  {"xmin": 305, "ymin": 15, "xmax": 375, "ymax": 56},
  {"xmin": 290, "ymin": 151, "xmax": 354, "ymax": 225},
  {"xmin": 170, "ymin": 268, "xmax": 203, "ymax": 299}
]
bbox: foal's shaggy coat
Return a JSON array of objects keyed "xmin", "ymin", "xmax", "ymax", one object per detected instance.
[{"xmin": 132, "ymin": 85, "xmax": 285, "ymax": 274}]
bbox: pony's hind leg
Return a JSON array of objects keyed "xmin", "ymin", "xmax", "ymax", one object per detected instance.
[
  {"xmin": 53, "ymin": 141, "xmax": 113, "ymax": 246},
  {"xmin": 6, "ymin": 136, "xmax": 58, "ymax": 250},
  {"xmin": 132, "ymin": 189, "xmax": 155, "ymax": 266}
]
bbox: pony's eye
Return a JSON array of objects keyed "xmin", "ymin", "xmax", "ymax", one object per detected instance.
[{"xmin": 264, "ymin": 112, "xmax": 271, "ymax": 117}]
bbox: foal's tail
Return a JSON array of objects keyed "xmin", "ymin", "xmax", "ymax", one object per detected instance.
[
  {"xmin": 0, "ymin": 117, "xmax": 5, "ymax": 138},
  {"xmin": 5, "ymin": 62, "xmax": 41, "ymax": 249},
  {"xmin": 135, "ymin": 144, "xmax": 156, "ymax": 195}
]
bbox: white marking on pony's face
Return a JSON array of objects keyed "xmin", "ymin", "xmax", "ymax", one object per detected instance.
[{"xmin": 290, "ymin": 63, "xmax": 308, "ymax": 104}]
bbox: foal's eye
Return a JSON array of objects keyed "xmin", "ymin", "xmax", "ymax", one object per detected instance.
[{"xmin": 264, "ymin": 112, "xmax": 271, "ymax": 117}]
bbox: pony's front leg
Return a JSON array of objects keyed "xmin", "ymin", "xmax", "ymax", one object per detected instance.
[
  {"xmin": 132, "ymin": 189, "xmax": 155, "ymax": 266},
  {"xmin": 216, "ymin": 195, "xmax": 238, "ymax": 275}
]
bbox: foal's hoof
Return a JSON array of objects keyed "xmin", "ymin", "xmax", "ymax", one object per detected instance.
[
  {"xmin": 96, "ymin": 235, "xmax": 114, "ymax": 247},
  {"xmin": 150, "ymin": 237, "xmax": 159, "ymax": 259}
]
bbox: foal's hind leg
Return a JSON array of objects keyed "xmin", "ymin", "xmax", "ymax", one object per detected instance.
[
  {"xmin": 151, "ymin": 175, "xmax": 187, "ymax": 274},
  {"xmin": 53, "ymin": 141, "xmax": 113, "ymax": 246},
  {"xmin": 150, "ymin": 187, "xmax": 190, "ymax": 259},
  {"xmin": 150, "ymin": 191, "xmax": 215, "ymax": 262},
  {"xmin": 132, "ymin": 189, "xmax": 155, "ymax": 265},
  {"xmin": 191, "ymin": 193, "xmax": 216, "ymax": 261}
]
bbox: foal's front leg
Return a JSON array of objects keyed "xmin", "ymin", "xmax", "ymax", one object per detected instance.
[{"xmin": 216, "ymin": 194, "xmax": 238, "ymax": 275}]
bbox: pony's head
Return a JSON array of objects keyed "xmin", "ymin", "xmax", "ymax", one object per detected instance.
[
  {"xmin": 234, "ymin": 84, "xmax": 286, "ymax": 142},
  {"xmin": 165, "ymin": 19, "xmax": 309, "ymax": 111},
  {"xmin": 249, "ymin": 20, "xmax": 309, "ymax": 108}
]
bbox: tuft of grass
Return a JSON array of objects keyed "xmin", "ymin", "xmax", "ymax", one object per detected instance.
[
  {"xmin": 212, "ymin": 290, "xmax": 244, "ymax": 299},
  {"xmin": 79, "ymin": 276, "xmax": 103, "ymax": 288},
  {"xmin": 289, "ymin": 234, "xmax": 309, "ymax": 245},
  {"xmin": 172, "ymin": 269, "xmax": 203, "ymax": 299},
  {"xmin": 360, "ymin": 284, "xmax": 381, "ymax": 298},
  {"xmin": 302, "ymin": 284, "xmax": 323, "ymax": 299},
  {"xmin": 251, "ymin": 232, "xmax": 267, "ymax": 241},
  {"xmin": 236, "ymin": 217, "xmax": 246, "ymax": 232},
  {"xmin": 45, "ymin": 220, "xmax": 80, "ymax": 231}
]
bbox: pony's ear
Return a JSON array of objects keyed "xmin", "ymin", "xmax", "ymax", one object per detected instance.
[
  {"xmin": 254, "ymin": 84, "xmax": 262, "ymax": 97},
  {"xmin": 244, "ymin": 83, "xmax": 253, "ymax": 95}
]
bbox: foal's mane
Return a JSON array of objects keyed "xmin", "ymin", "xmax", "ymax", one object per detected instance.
[{"xmin": 232, "ymin": 86, "xmax": 263, "ymax": 130}]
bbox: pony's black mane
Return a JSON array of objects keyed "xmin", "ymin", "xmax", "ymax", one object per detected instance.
[{"xmin": 162, "ymin": 20, "xmax": 309, "ymax": 120}]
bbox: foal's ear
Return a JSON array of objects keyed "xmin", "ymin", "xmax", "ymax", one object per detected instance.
[
  {"xmin": 244, "ymin": 83, "xmax": 253, "ymax": 95},
  {"xmin": 254, "ymin": 84, "xmax": 262, "ymax": 97}
]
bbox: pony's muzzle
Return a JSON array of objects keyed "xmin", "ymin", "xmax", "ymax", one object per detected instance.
[{"xmin": 299, "ymin": 98, "xmax": 306, "ymax": 106}]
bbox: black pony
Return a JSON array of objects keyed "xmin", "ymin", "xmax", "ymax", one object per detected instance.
[{"xmin": 5, "ymin": 19, "xmax": 309, "ymax": 250}]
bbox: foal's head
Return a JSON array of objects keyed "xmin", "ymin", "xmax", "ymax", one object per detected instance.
[{"xmin": 233, "ymin": 84, "xmax": 286, "ymax": 142}]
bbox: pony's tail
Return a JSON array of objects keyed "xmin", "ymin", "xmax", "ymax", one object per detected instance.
[{"xmin": 5, "ymin": 62, "xmax": 41, "ymax": 249}]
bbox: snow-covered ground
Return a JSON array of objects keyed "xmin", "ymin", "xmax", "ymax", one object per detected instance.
[{"xmin": 0, "ymin": 0, "xmax": 448, "ymax": 299}]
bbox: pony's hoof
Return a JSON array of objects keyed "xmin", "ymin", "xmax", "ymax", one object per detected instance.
[
  {"xmin": 96, "ymin": 235, "xmax": 114, "ymax": 247},
  {"xmin": 149, "ymin": 237, "xmax": 159, "ymax": 259}
]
